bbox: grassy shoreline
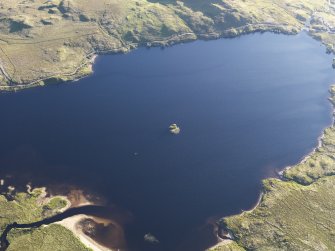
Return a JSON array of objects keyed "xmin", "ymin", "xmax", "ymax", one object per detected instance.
[
  {"xmin": 209, "ymin": 86, "xmax": 335, "ymax": 250},
  {"xmin": 0, "ymin": 0, "xmax": 327, "ymax": 91},
  {"xmin": 0, "ymin": 24, "xmax": 298, "ymax": 92},
  {"xmin": 0, "ymin": 186, "xmax": 92, "ymax": 251}
]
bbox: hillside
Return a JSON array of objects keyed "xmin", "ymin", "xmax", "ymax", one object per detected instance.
[{"xmin": 0, "ymin": 0, "xmax": 331, "ymax": 90}]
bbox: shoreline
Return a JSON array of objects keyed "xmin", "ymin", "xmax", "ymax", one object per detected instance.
[
  {"xmin": 208, "ymin": 86, "xmax": 335, "ymax": 250},
  {"xmin": 56, "ymin": 214, "xmax": 112, "ymax": 251},
  {"xmin": 209, "ymin": 129, "xmax": 335, "ymax": 249},
  {"xmin": 278, "ymin": 89, "xmax": 335, "ymax": 178},
  {"xmin": 0, "ymin": 11, "xmax": 334, "ymax": 250},
  {"xmin": 0, "ymin": 24, "xmax": 297, "ymax": 92},
  {"xmin": 0, "ymin": 186, "xmax": 120, "ymax": 251}
]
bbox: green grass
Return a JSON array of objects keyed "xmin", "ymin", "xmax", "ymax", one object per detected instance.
[
  {"xmin": 44, "ymin": 197, "xmax": 68, "ymax": 211},
  {"xmin": 7, "ymin": 225, "xmax": 91, "ymax": 251},
  {"xmin": 223, "ymin": 177, "xmax": 335, "ymax": 250},
  {"xmin": 0, "ymin": 0, "xmax": 331, "ymax": 90},
  {"xmin": 0, "ymin": 187, "xmax": 90, "ymax": 251},
  {"xmin": 0, "ymin": 188, "xmax": 67, "ymax": 230},
  {"xmin": 207, "ymin": 240, "xmax": 246, "ymax": 251}
]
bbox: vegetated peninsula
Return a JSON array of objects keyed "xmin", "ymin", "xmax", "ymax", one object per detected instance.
[
  {"xmin": 0, "ymin": 187, "xmax": 90, "ymax": 251},
  {"xmin": 0, "ymin": 0, "xmax": 332, "ymax": 91}
]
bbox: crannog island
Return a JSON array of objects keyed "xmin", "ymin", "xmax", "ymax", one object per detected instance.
[{"xmin": 1, "ymin": 0, "xmax": 335, "ymax": 251}]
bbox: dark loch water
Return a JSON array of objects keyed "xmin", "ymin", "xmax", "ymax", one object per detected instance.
[{"xmin": 0, "ymin": 32, "xmax": 334, "ymax": 250}]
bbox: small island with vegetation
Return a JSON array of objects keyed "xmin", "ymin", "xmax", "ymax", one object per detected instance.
[{"xmin": 169, "ymin": 123, "xmax": 181, "ymax": 135}]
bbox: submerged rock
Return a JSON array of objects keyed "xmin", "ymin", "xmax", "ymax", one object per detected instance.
[
  {"xmin": 169, "ymin": 123, "xmax": 180, "ymax": 135},
  {"xmin": 144, "ymin": 233, "xmax": 159, "ymax": 244}
]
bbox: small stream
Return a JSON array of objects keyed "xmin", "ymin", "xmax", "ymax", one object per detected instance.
[
  {"xmin": 0, "ymin": 205, "xmax": 111, "ymax": 250},
  {"xmin": 0, "ymin": 206, "xmax": 234, "ymax": 251}
]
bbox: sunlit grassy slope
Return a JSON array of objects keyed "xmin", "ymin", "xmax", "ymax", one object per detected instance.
[
  {"xmin": 7, "ymin": 225, "xmax": 90, "ymax": 251},
  {"xmin": 0, "ymin": 0, "xmax": 331, "ymax": 90}
]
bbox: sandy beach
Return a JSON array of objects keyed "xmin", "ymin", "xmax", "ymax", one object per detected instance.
[{"xmin": 57, "ymin": 214, "xmax": 112, "ymax": 251}]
